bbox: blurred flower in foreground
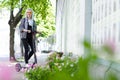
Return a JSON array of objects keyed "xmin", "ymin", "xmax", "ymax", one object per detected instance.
[
  {"xmin": 0, "ymin": 64, "xmax": 15, "ymax": 80},
  {"xmin": 102, "ymin": 40, "xmax": 116, "ymax": 54}
]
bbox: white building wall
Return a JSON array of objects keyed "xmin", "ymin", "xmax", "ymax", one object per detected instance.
[
  {"xmin": 56, "ymin": 0, "xmax": 92, "ymax": 55},
  {"xmin": 55, "ymin": 0, "xmax": 65, "ymax": 51},
  {"xmin": 65, "ymin": 0, "xmax": 85, "ymax": 55},
  {"xmin": 56, "ymin": 0, "xmax": 120, "ymax": 58},
  {"xmin": 91, "ymin": 0, "xmax": 120, "ymax": 56},
  {"xmin": 0, "ymin": 8, "xmax": 10, "ymax": 57}
]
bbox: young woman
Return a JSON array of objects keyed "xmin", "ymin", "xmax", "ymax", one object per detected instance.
[{"xmin": 19, "ymin": 8, "xmax": 37, "ymax": 67}]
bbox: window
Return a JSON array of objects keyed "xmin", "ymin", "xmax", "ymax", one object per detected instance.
[
  {"xmin": 96, "ymin": 9, "xmax": 97, "ymax": 22},
  {"xmin": 101, "ymin": 4, "xmax": 103, "ymax": 19},
  {"xmin": 98, "ymin": 6, "xmax": 100, "ymax": 21},
  {"xmin": 119, "ymin": 0, "xmax": 120, "ymax": 9},
  {"xmin": 113, "ymin": 1, "xmax": 116, "ymax": 11},
  {"xmin": 119, "ymin": 22, "xmax": 120, "ymax": 42},
  {"xmin": 105, "ymin": 3, "xmax": 107, "ymax": 16},
  {"xmin": 109, "ymin": 1, "xmax": 111, "ymax": 14},
  {"xmin": 113, "ymin": 23, "xmax": 116, "ymax": 42},
  {"xmin": 93, "ymin": 16, "xmax": 95, "ymax": 24}
]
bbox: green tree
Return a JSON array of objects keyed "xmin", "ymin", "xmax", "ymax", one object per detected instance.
[{"xmin": 0, "ymin": 0, "xmax": 52, "ymax": 61}]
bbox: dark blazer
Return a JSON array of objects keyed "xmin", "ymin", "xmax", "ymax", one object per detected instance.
[
  {"xmin": 19, "ymin": 18, "xmax": 37, "ymax": 39},
  {"xmin": 19, "ymin": 18, "xmax": 37, "ymax": 52}
]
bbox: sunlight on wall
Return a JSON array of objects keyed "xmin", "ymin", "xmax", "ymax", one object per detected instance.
[{"xmin": 0, "ymin": 8, "xmax": 9, "ymax": 57}]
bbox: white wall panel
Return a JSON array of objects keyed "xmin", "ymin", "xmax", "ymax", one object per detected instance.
[{"xmin": 56, "ymin": 0, "xmax": 86, "ymax": 55}]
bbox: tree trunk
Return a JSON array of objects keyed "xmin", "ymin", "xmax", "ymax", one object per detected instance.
[
  {"xmin": 9, "ymin": 24, "xmax": 16, "ymax": 61},
  {"xmin": 8, "ymin": 8, "xmax": 23, "ymax": 61}
]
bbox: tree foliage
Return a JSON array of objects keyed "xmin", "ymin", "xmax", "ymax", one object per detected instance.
[
  {"xmin": 0, "ymin": 0, "xmax": 55, "ymax": 37},
  {"xmin": 0, "ymin": 0, "xmax": 55, "ymax": 60},
  {"xmin": 1, "ymin": 0, "xmax": 50, "ymax": 19},
  {"xmin": 36, "ymin": 4, "xmax": 55, "ymax": 38}
]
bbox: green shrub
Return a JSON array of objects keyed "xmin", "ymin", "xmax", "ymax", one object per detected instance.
[
  {"xmin": 25, "ymin": 40, "xmax": 119, "ymax": 80},
  {"xmin": 25, "ymin": 67, "xmax": 51, "ymax": 80}
]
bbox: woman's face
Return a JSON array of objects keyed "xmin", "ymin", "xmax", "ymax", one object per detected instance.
[{"xmin": 26, "ymin": 10, "xmax": 32, "ymax": 19}]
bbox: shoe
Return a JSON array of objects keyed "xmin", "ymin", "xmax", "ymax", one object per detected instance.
[{"xmin": 25, "ymin": 64, "xmax": 29, "ymax": 67}]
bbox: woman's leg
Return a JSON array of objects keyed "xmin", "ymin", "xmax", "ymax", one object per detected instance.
[
  {"xmin": 28, "ymin": 39, "xmax": 34, "ymax": 60},
  {"xmin": 21, "ymin": 39, "xmax": 29, "ymax": 64}
]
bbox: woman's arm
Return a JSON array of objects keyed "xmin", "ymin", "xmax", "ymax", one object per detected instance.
[
  {"xmin": 19, "ymin": 18, "xmax": 25, "ymax": 32},
  {"xmin": 19, "ymin": 18, "xmax": 31, "ymax": 33}
]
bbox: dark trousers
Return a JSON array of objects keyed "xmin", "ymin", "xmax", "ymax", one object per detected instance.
[{"xmin": 21, "ymin": 38, "xmax": 34, "ymax": 64}]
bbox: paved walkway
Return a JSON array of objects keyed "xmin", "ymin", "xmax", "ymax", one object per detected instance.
[
  {"xmin": 0, "ymin": 52, "xmax": 50, "ymax": 80},
  {"xmin": 0, "ymin": 42, "xmax": 25, "ymax": 80},
  {"xmin": 0, "ymin": 58, "xmax": 25, "ymax": 80}
]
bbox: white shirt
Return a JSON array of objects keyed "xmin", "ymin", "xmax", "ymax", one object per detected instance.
[{"xmin": 28, "ymin": 19, "xmax": 33, "ymax": 27}]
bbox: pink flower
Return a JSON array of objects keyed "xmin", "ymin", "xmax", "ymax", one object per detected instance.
[
  {"xmin": 0, "ymin": 64, "xmax": 15, "ymax": 80},
  {"xmin": 103, "ymin": 40, "xmax": 116, "ymax": 54}
]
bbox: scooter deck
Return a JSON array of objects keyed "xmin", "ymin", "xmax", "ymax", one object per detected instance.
[{"xmin": 15, "ymin": 63, "xmax": 36, "ymax": 72}]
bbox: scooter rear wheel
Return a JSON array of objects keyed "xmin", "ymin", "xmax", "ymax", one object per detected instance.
[{"xmin": 15, "ymin": 63, "xmax": 22, "ymax": 72}]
